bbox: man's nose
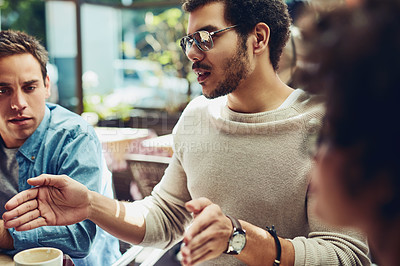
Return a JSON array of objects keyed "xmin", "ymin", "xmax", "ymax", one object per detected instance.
[
  {"xmin": 186, "ymin": 43, "xmax": 205, "ymax": 63},
  {"xmin": 11, "ymin": 89, "xmax": 28, "ymax": 111}
]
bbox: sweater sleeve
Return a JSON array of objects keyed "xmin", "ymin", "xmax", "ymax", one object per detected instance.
[
  {"xmin": 137, "ymin": 153, "xmax": 193, "ymax": 249},
  {"xmin": 132, "ymin": 101, "xmax": 205, "ymax": 249},
  {"xmin": 290, "ymin": 188, "xmax": 371, "ymax": 265}
]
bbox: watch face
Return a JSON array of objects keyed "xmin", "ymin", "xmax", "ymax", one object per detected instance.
[{"xmin": 232, "ymin": 231, "xmax": 246, "ymax": 250}]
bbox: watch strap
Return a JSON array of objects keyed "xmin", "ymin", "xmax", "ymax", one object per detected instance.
[
  {"xmin": 226, "ymin": 214, "xmax": 242, "ymax": 231},
  {"xmin": 224, "ymin": 215, "xmax": 246, "ymax": 255}
]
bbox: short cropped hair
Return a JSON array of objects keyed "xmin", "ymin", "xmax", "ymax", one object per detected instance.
[
  {"xmin": 182, "ymin": 0, "xmax": 291, "ymax": 71},
  {"xmin": 0, "ymin": 30, "xmax": 48, "ymax": 82}
]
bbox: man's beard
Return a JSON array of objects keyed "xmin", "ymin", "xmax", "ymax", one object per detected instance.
[{"xmin": 204, "ymin": 38, "xmax": 250, "ymax": 99}]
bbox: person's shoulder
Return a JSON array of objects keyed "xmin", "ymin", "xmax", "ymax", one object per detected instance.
[
  {"xmin": 47, "ymin": 103, "xmax": 97, "ymax": 138},
  {"xmin": 182, "ymin": 95, "xmax": 226, "ymax": 115},
  {"xmin": 185, "ymin": 95, "xmax": 208, "ymax": 108},
  {"xmin": 47, "ymin": 103, "xmax": 79, "ymax": 118},
  {"xmin": 293, "ymin": 89, "xmax": 325, "ymax": 113},
  {"xmin": 173, "ymin": 95, "xmax": 226, "ymax": 136}
]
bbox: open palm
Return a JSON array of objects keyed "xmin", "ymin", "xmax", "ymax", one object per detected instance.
[{"xmin": 3, "ymin": 174, "xmax": 90, "ymax": 231}]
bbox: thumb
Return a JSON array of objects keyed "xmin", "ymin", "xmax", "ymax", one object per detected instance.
[
  {"xmin": 27, "ymin": 174, "xmax": 69, "ymax": 188},
  {"xmin": 185, "ymin": 197, "xmax": 213, "ymax": 214}
]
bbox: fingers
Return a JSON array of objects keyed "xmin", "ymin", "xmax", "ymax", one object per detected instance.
[
  {"xmin": 4, "ymin": 188, "xmax": 39, "ymax": 211},
  {"xmin": 185, "ymin": 197, "xmax": 213, "ymax": 215},
  {"xmin": 4, "ymin": 175, "xmax": 70, "ymax": 212},
  {"xmin": 14, "ymin": 217, "xmax": 48, "ymax": 232},
  {"xmin": 182, "ymin": 200, "xmax": 232, "ymax": 265},
  {"xmin": 184, "ymin": 202, "xmax": 225, "ymax": 243},
  {"xmin": 183, "ymin": 218, "xmax": 229, "ymax": 255},
  {"xmin": 4, "ymin": 208, "xmax": 41, "ymax": 229},
  {"xmin": 2, "ymin": 174, "xmax": 74, "ymax": 232},
  {"xmin": 181, "ymin": 244, "xmax": 213, "ymax": 266},
  {"xmin": 3, "ymin": 198, "xmax": 38, "ymax": 220},
  {"xmin": 181, "ymin": 229, "xmax": 227, "ymax": 265}
]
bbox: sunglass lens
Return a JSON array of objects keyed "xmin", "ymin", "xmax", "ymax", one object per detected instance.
[
  {"xmin": 194, "ymin": 31, "xmax": 213, "ymax": 51},
  {"xmin": 180, "ymin": 37, "xmax": 191, "ymax": 54}
]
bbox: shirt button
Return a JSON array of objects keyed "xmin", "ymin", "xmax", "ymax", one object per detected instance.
[{"xmin": 31, "ymin": 156, "xmax": 35, "ymax": 160}]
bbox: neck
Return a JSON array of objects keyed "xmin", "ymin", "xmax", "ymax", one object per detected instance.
[
  {"xmin": 0, "ymin": 135, "xmax": 24, "ymax": 149},
  {"xmin": 367, "ymin": 217, "xmax": 400, "ymax": 266},
  {"xmin": 227, "ymin": 68, "xmax": 294, "ymax": 113}
]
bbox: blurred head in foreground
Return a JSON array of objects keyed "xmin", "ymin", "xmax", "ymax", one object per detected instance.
[{"xmin": 301, "ymin": 1, "xmax": 400, "ymax": 265}]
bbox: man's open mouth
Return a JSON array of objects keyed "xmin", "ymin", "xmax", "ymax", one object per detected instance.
[{"xmin": 194, "ymin": 70, "xmax": 211, "ymax": 83}]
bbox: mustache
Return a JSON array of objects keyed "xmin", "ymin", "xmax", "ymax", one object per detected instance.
[{"xmin": 192, "ymin": 62, "xmax": 212, "ymax": 71}]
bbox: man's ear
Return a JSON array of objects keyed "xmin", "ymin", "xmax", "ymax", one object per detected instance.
[
  {"xmin": 44, "ymin": 74, "xmax": 51, "ymax": 99},
  {"xmin": 252, "ymin": 22, "xmax": 270, "ymax": 55}
]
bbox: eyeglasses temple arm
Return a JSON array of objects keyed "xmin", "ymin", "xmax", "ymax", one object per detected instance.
[{"xmin": 210, "ymin": 25, "xmax": 238, "ymax": 36}]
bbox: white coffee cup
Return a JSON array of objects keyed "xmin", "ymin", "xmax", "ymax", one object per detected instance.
[{"xmin": 14, "ymin": 247, "xmax": 63, "ymax": 266}]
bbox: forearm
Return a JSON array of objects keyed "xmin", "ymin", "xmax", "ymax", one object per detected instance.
[
  {"xmin": 301, "ymin": 192, "xmax": 371, "ymax": 265},
  {"xmin": 290, "ymin": 231, "xmax": 370, "ymax": 265},
  {"xmin": 0, "ymin": 220, "xmax": 13, "ymax": 249},
  {"xmin": 237, "ymin": 220, "xmax": 295, "ymax": 266},
  {"xmin": 88, "ymin": 191, "xmax": 146, "ymax": 244}
]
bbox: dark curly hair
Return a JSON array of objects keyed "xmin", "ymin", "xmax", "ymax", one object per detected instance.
[
  {"xmin": 300, "ymin": 0, "xmax": 400, "ymax": 219},
  {"xmin": 181, "ymin": 0, "xmax": 292, "ymax": 71},
  {"xmin": 0, "ymin": 30, "xmax": 48, "ymax": 83}
]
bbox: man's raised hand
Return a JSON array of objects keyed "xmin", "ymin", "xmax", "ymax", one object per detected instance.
[{"xmin": 2, "ymin": 174, "xmax": 91, "ymax": 231}]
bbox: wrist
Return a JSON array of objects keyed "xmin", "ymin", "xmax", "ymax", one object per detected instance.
[
  {"xmin": 266, "ymin": 225, "xmax": 281, "ymax": 266},
  {"xmin": 87, "ymin": 190, "xmax": 97, "ymax": 220},
  {"xmin": 0, "ymin": 220, "xmax": 14, "ymax": 249},
  {"xmin": 224, "ymin": 215, "xmax": 247, "ymax": 255}
]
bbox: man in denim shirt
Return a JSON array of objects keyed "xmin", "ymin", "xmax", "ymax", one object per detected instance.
[{"xmin": 0, "ymin": 30, "xmax": 121, "ymax": 265}]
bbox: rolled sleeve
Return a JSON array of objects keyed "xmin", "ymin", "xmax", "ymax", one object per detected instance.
[{"xmin": 6, "ymin": 221, "xmax": 96, "ymax": 258}]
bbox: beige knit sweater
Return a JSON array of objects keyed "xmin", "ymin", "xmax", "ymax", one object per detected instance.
[{"xmin": 133, "ymin": 89, "xmax": 371, "ymax": 265}]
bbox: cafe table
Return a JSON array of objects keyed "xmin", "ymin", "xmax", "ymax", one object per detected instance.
[
  {"xmin": 140, "ymin": 133, "xmax": 174, "ymax": 157},
  {"xmin": 94, "ymin": 127, "xmax": 157, "ymax": 172},
  {"xmin": 0, "ymin": 253, "xmax": 13, "ymax": 265}
]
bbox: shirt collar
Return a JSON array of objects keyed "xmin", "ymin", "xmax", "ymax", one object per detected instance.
[{"xmin": 18, "ymin": 104, "xmax": 51, "ymax": 162}]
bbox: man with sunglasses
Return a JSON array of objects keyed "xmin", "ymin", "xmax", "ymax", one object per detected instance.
[{"xmin": 3, "ymin": 1, "xmax": 370, "ymax": 265}]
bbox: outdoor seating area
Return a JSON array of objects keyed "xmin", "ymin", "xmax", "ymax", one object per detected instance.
[
  {"xmin": 2, "ymin": 0, "xmax": 397, "ymax": 265},
  {"xmin": 94, "ymin": 127, "xmax": 173, "ymax": 201}
]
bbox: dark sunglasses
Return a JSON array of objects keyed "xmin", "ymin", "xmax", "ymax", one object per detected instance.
[{"xmin": 180, "ymin": 25, "xmax": 238, "ymax": 55}]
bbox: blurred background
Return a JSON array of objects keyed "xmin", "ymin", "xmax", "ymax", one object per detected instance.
[
  {"xmin": 0, "ymin": 0, "xmax": 325, "ymax": 135},
  {"xmin": 0, "ymin": 0, "xmax": 206, "ymax": 135}
]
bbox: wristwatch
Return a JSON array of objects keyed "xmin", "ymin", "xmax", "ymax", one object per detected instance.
[{"xmin": 224, "ymin": 215, "xmax": 246, "ymax": 255}]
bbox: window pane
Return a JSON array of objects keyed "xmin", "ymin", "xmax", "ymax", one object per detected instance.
[{"xmin": 82, "ymin": 4, "xmax": 201, "ymax": 122}]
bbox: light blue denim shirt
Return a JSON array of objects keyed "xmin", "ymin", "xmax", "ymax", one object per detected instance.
[{"xmin": 2, "ymin": 103, "xmax": 121, "ymax": 265}]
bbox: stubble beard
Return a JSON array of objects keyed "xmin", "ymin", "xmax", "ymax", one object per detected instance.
[{"xmin": 204, "ymin": 38, "xmax": 250, "ymax": 99}]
